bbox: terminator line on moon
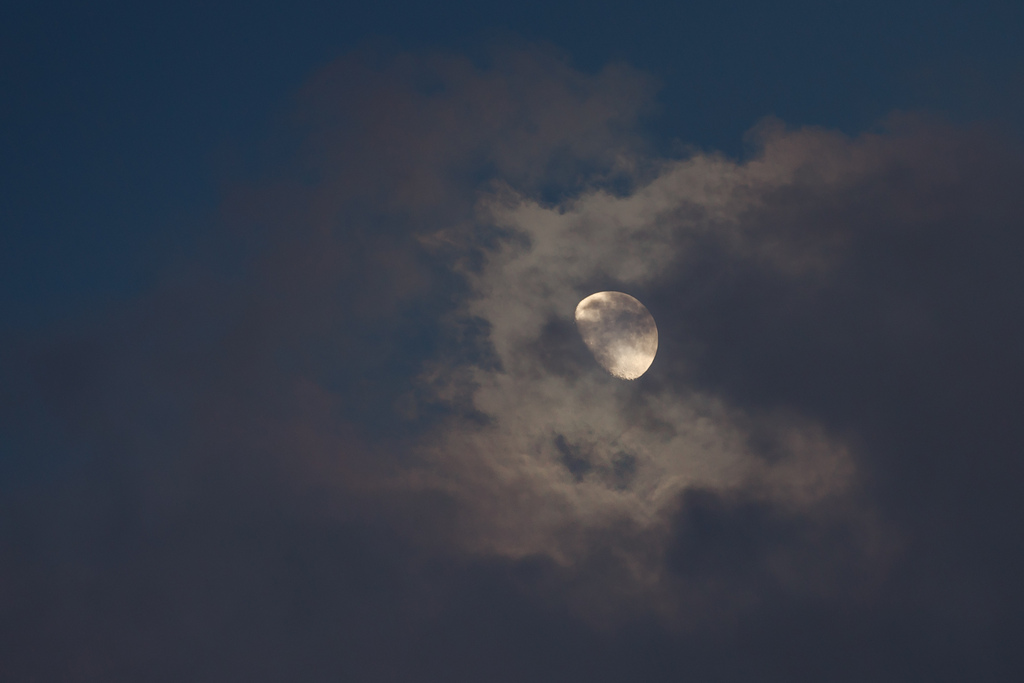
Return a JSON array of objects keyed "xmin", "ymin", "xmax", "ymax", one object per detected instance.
[{"xmin": 574, "ymin": 291, "xmax": 658, "ymax": 380}]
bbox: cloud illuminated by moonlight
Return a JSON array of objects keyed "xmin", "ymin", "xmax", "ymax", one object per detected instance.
[{"xmin": 400, "ymin": 119, "xmax": 900, "ymax": 592}]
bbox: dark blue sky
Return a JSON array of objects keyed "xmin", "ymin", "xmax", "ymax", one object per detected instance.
[{"xmin": 3, "ymin": 1, "xmax": 1022, "ymax": 330}]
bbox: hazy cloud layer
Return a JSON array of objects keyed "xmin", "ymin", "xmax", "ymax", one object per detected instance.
[{"xmin": 3, "ymin": 47, "xmax": 1024, "ymax": 680}]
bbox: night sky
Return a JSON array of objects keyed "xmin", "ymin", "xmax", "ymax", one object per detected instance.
[{"xmin": 3, "ymin": 2, "xmax": 1024, "ymax": 681}]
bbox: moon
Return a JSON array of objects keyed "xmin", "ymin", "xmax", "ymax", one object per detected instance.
[{"xmin": 574, "ymin": 291, "xmax": 658, "ymax": 380}]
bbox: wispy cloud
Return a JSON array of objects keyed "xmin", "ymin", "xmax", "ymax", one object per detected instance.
[{"xmin": 4, "ymin": 45, "xmax": 1024, "ymax": 679}]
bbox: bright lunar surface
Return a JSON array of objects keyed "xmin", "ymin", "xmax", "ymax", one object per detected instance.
[{"xmin": 574, "ymin": 291, "xmax": 658, "ymax": 380}]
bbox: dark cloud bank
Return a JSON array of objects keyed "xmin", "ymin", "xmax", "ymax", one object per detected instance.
[{"xmin": 3, "ymin": 47, "xmax": 1024, "ymax": 681}]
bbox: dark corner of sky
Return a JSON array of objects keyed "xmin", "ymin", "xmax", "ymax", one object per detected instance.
[{"xmin": 3, "ymin": 1, "xmax": 1024, "ymax": 681}]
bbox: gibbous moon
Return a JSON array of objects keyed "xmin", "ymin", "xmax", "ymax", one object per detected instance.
[{"xmin": 574, "ymin": 291, "xmax": 658, "ymax": 380}]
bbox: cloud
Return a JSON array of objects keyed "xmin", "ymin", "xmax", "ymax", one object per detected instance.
[
  {"xmin": 4, "ymin": 46, "xmax": 1024, "ymax": 680},
  {"xmin": 378, "ymin": 112, "xmax": 938, "ymax": 621}
]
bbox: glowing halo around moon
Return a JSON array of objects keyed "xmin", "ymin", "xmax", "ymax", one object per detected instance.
[{"xmin": 574, "ymin": 291, "xmax": 658, "ymax": 380}]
